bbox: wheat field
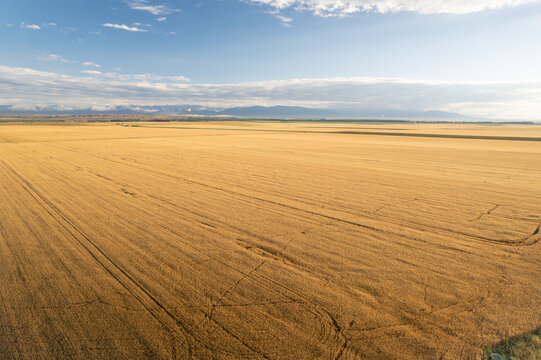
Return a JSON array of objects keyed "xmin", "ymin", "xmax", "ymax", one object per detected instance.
[{"xmin": 0, "ymin": 122, "xmax": 540, "ymax": 359}]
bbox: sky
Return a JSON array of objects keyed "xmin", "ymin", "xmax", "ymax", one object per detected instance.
[{"xmin": 1, "ymin": 0, "xmax": 541, "ymax": 119}]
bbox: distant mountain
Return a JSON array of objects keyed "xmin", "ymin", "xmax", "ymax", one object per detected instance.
[
  {"xmin": 218, "ymin": 107, "xmax": 473, "ymax": 120},
  {"xmin": 0, "ymin": 104, "xmax": 475, "ymax": 120},
  {"xmin": 336, "ymin": 109, "xmax": 473, "ymax": 120},
  {"xmin": 217, "ymin": 106, "xmax": 339, "ymax": 118}
]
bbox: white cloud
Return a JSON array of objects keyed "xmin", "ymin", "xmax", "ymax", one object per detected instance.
[
  {"xmin": 20, "ymin": 22, "xmax": 41, "ymax": 30},
  {"xmin": 1, "ymin": 65, "xmax": 540, "ymax": 120},
  {"xmin": 276, "ymin": 14, "xmax": 293, "ymax": 26},
  {"xmin": 83, "ymin": 62, "xmax": 101, "ymax": 68},
  {"xmin": 60, "ymin": 27, "xmax": 76, "ymax": 35},
  {"xmin": 276, "ymin": 15, "xmax": 293, "ymax": 22},
  {"xmin": 81, "ymin": 70, "xmax": 102, "ymax": 75},
  {"xmin": 37, "ymin": 54, "xmax": 69, "ymax": 63},
  {"xmin": 103, "ymin": 23, "xmax": 148, "ymax": 32},
  {"xmin": 156, "ymin": 17, "xmax": 167, "ymax": 21},
  {"xmin": 166, "ymin": 75, "xmax": 189, "ymax": 81},
  {"xmin": 265, "ymin": 10, "xmax": 293, "ymax": 26},
  {"xmin": 42, "ymin": 22, "xmax": 57, "ymax": 27},
  {"xmin": 127, "ymin": 0, "xmax": 180, "ymax": 15},
  {"xmin": 247, "ymin": 0, "xmax": 539, "ymax": 16},
  {"xmin": 98, "ymin": 72, "xmax": 190, "ymax": 81}
]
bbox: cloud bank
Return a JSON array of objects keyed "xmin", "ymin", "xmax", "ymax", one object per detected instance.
[
  {"xmin": 0, "ymin": 65, "xmax": 540, "ymax": 120},
  {"xmin": 247, "ymin": 0, "xmax": 539, "ymax": 16}
]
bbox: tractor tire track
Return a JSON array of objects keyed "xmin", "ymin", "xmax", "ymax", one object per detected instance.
[
  {"xmin": 43, "ymin": 142, "xmax": 537, "ymax": 247},
  {"xmin": 0, "ymin": 150, "xmax": 300, "ymax": 359},
  {"xmin": 0, "ymin": 159, "xmax": 195, "ymax": 360}
]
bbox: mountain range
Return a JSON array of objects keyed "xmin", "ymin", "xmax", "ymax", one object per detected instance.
[{"xmin": 0, "ymin": 105, "xmax": 476, "ymax": 120}]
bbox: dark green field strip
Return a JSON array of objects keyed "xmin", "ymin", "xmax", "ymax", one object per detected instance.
[
  {"xmin": 126, "ymin": 124, "xmax": 541, "ymax": 142},
  {"xmin": 334, "ymin": 131, "xmax": 541, "ymax": 141}
]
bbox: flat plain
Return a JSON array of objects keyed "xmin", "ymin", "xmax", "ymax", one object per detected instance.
[{"xmin": 0, "ymin": 121, "xmax": 540, "ymax": 359}]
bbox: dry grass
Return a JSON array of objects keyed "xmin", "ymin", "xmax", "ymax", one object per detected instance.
[
  {"xmin": 485, "ymin": 328, "xmax": 541, "ymax": 360},
  {"xmin": 0, "ymin": 122, "xmax": 540, "ymax": 359}
]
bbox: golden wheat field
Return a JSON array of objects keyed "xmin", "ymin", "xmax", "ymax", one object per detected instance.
[{"xmin": 0, "ymin": 121, "xmax": 540, "ymax": 360}]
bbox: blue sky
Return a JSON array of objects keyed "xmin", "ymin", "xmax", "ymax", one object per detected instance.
[{"xmin": 1, "ymin": 0, "xmax": 541, "ymax": 119}]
